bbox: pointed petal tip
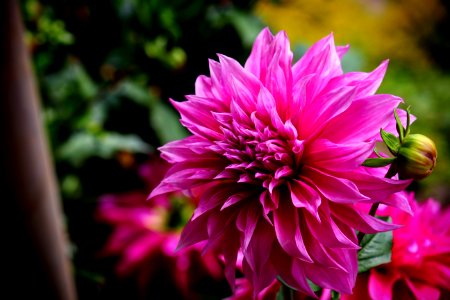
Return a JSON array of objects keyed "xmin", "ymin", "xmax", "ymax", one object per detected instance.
[
  {"xmin": 168, "ymin": 98, "xmax": 179, "ymax": 107},
  {"xmin": 261, "ymin": 26, "xmax": 273, "ymax": 35},
  {"xmin": 147, "ymin": 189, "xmax": 158, "ymax": 201},
  {"xmin": 217, "ymin": 53, "xmax": 231, "ymax": 64},
  {"xmin": 175, "ymin": 239, "xmax": 187, "ymax": 252}
]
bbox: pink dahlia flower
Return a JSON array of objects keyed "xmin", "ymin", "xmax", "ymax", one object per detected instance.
[
  {"xmin": 345, "ymin": 194, "xmax": 450, "ymax": 300},
  {"xmin": 97, "ymin": 159, "xmax": 226, "ymax": 299},
  {"xmin": 150, "ymin": 28, "xmax": 412, "ymax": 296}
]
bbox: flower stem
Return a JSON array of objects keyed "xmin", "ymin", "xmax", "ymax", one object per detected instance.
[{"xmin": 281, "ymin": 282, "xmax": 294, "ymax": 300}]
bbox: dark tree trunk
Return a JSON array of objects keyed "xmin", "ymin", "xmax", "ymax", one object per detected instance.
[{"xmin": 0, "ymin": 1, "xmax": 77, "ymax": 299}]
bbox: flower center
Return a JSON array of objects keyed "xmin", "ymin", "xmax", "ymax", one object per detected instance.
[{"xmin": 215, "ymin": 114, "xmax": 304, "ymax": 191}]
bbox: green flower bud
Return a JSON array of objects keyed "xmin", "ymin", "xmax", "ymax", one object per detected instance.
[{"xmin": 397, "ymin": 134, "xmax": 437, "ymax": 180}]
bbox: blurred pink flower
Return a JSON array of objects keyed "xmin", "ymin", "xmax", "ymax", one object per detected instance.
[
  {"xmin": 150, "ymin": 28, "xmax": 411, "ymax": 296},
  {"xmin": 97, "ymin": 158, "xmax": 226, "ymax": 299},
  {"xmin": 226, "ymin": 278, "xmax": 281, "ymax": 300},
  {"xmin": 345, "ymin": 194, "xmax": 450, "ymax": 300}
]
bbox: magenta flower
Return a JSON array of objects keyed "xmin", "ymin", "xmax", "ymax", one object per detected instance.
[
  {"xmin": 226, "ymin": 278, "xmax": 281, "ymax": 300},
  {"xmin": 346, "ymin": 194, "xmax": 450, "ymax": 300},
  {"xmin": 96, "ymin": 159, "xmax": 226, "ymax": 299},
  {"xmin": 150, "ymin": 28, "xmax": 411, "ymax": 296}
]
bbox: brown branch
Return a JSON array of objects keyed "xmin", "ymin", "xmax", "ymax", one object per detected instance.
[{"xmin": 0, "ymin": 1, "xmax": 77, "ymax": 299}]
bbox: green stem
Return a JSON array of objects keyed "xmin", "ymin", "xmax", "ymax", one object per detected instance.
[{"xmin": 281, "ymin": 281, "xmax": 294, "ymax": 300}]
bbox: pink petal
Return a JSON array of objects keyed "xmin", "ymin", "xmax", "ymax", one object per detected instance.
[
  {"xmin": 174, "ymin": 95, "xmax": 225, "ymax": 127},
  {"xmin": 319, "ymin": 94, "xmax": 402, "ymax": 143},
  {"xmin": 299, "ymin": 85, "xmax": 355, "ymax": 139},
  {"xmin": 404, "ymin": 278, "xmax": 441, "ymax": 300},
  {"xmin": 304, "ymin": 139, "xmax": 374, "ymax": 171},
  {"xmin": 336, "ymin": 44, "xmax": 350, "ymax": 59},
  {"xmin": 218, "ymin": 54, "xmax": 260, "ymax": 114},
  {"xmin": 289, "ymin": 180, "xmax": 321, "ymax": 219},
  {"xmin": 303, "ymin": 249, "xmax": 356, "ymax": 294},
  {"xmin": 271, "ymin": 245, "xmax": 315, "ymax": 296},
  {"xmin": 176, "ymin": 212, "xmax": 209, "ymax": 250},
  {"xmin": 159, "ymin": 135, "xmax": 216, "ymax": 163},
  {"xmin": 368, "ymin": 269, "xmax": 400, "ymax": 300},
  {"xmin": 293, "ymin": 33, "xmax": 343, "ymax": 83},
  {"xmin": 236, "ymin": 206, "xmax": 260, "ymax": 250},
  {"xmin": 148, "ymin": 160, "xmax": 225, "ymax": 198},
  {"xmin": 242, "ymin": 258, "xmax": 277, "ymax": 298},
  {"xmin": 301, "ymin": 167, "xmax": 369, "ymax": 203},
  {"xmin": 244, "ymin": 27, "xmax": 274, "ymax": 80},
  {"xmin": 381, "ymin": 192, "xmax": 413, "ymax": 215},
  {"xmin": 207, "ymin": 58, "xmax": 232, "ymax": 104},
  {"xmin": 246, "ymin": 29, "xmax": 294, "ymax": 119},
  {"xmin": 221, "ymin": 192, "xmax": 252, "ymax": 210},
  {"xmin": 205, "ymin": 208, "xmax": 237, "ymax": 250},
  {"xmin": 344, "ymin": 168, "xmax": 412, "ymax": 203},
  {"xmin": 194, "ymin": 74, "xmax": 213, "ymax": 98},
  {"xmin": 304, "ymin": 203, "xmax": 359, "ymax": 249},
  {"xmin": 255, "ymin": 86, "xmax": 284, "ymax": 131},
  {"xmin": 330, "ymin": 203, "xmax": 401, "ymax": 234},
  {"xmin": 192, "ymin": 184, "xmax": 234, "ymax": 220},
  {"xmin": 265, "ymin": 32, "xmax": 294, "ymax": 118},
  {"xmin": 222, "ymin": 230, "xmax": 241, "ymax": 291},
  {"xmin": 273, "ymin": 198, "xmax": 312, "ymax": 262},
  {"xmin": 242, "ymin": 220, "xmax": 277, "ymax": 294}
]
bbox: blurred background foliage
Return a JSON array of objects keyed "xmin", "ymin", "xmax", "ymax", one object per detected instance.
[{"xmin": 20, "ymin": 0, "xmax": 449, "ymax": 298}]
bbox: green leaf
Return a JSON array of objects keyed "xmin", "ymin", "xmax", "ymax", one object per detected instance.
[
  {"xmin": 362, "ymin": 157, "xmax": 396, "ymax": 168},
  {"xmin": 275, "ymin": 289, "xmax": 284, "ymax": 300},
  {"xmin": 119, "ymin": 80, "xmax": 156, "ymax": 107},
  {"xmin": 358, "ymin": 223, "xmax": 393, "ymax": 273},
  {"xmin": 332, "ymin": 290, "xmax": 341, "ymax": 300},
  {"xmin": 58, "ymin": 131, "xmax": 151, "ymax": 166},
  {"xmin": 45, "ymin": 62, "xmax": 97, "ymax": 102},
  {"xmin": 307, "ymin": 279, "xmax": 321, "ymax": 292},
  {"xmin": 394, "ymin": 108, "xmax": 405, "ymax": 143},
  {"xmin": 276, "ymin": 275, "xmax": 297, "ymax": 291},
  {"xmin": 380, "ymin": 129, "xmax": 400, "ymax": 155},
  {"xmin": 227, "ymin": 10, "xmax": 265, "ymax": 48},
  {"xmin": 405, "ymin": 106, "xmax": 412, "ymax": 137},
  {"xmin": 150, "ymin": 102, "xmax": 188, "ymax": 144}
]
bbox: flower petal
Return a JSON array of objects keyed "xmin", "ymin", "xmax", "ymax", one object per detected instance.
[
  {"xmin": 301, "ymin": 167, "xmax": 369, "ymax": 203},
  {"xmin": 368, "ymin": 269, "xmax": 400, "ymax": 300},
  {"xmin": 271, "ymin": 245, "xmax": 315, "ymax": 297},
  {"xmin": 330, "ymin": 203, "xmax": 401, "ymax": 234},
  {"xmin": 299, "ymin": 85, "xmax": 355, "ymax": 139},
  {"xmin": 304, "ymin": 139, "xmax": 374, "ymax": 171},
  {"xmin": 293, "ymin": 33, "xmax": 343, "ymax": 83},
  {"xmin": 320, "ymin": 94, "xmax": 402, "ymax": 143},
  {"xmin": 289, "ymin": 180, "xmax": 321, "ymax": 219},
  {"xmin": 273, "ymin": 197, "xmax": 313, "ymax": 262}
]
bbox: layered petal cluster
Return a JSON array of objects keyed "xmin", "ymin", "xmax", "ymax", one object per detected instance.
[
  {"xmin": 97, "ymin": 158, "xmax": 226, "ymax": 299},
  {"xmin": 150, "ymin": 28, "xmax": 411, "ymax": 296},
  {"xmin": 347, "ymin": 194, "xmax": 450, "ymax": 300}
]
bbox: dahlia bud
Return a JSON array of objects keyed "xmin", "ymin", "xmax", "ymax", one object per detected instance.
[
  {"xmin": 397, "ymin": 134, "xmax": 437, "ymax": 180},
  {"xmin": 363, "ymin": 107, "xmax": 437, "ymax": 180}
]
